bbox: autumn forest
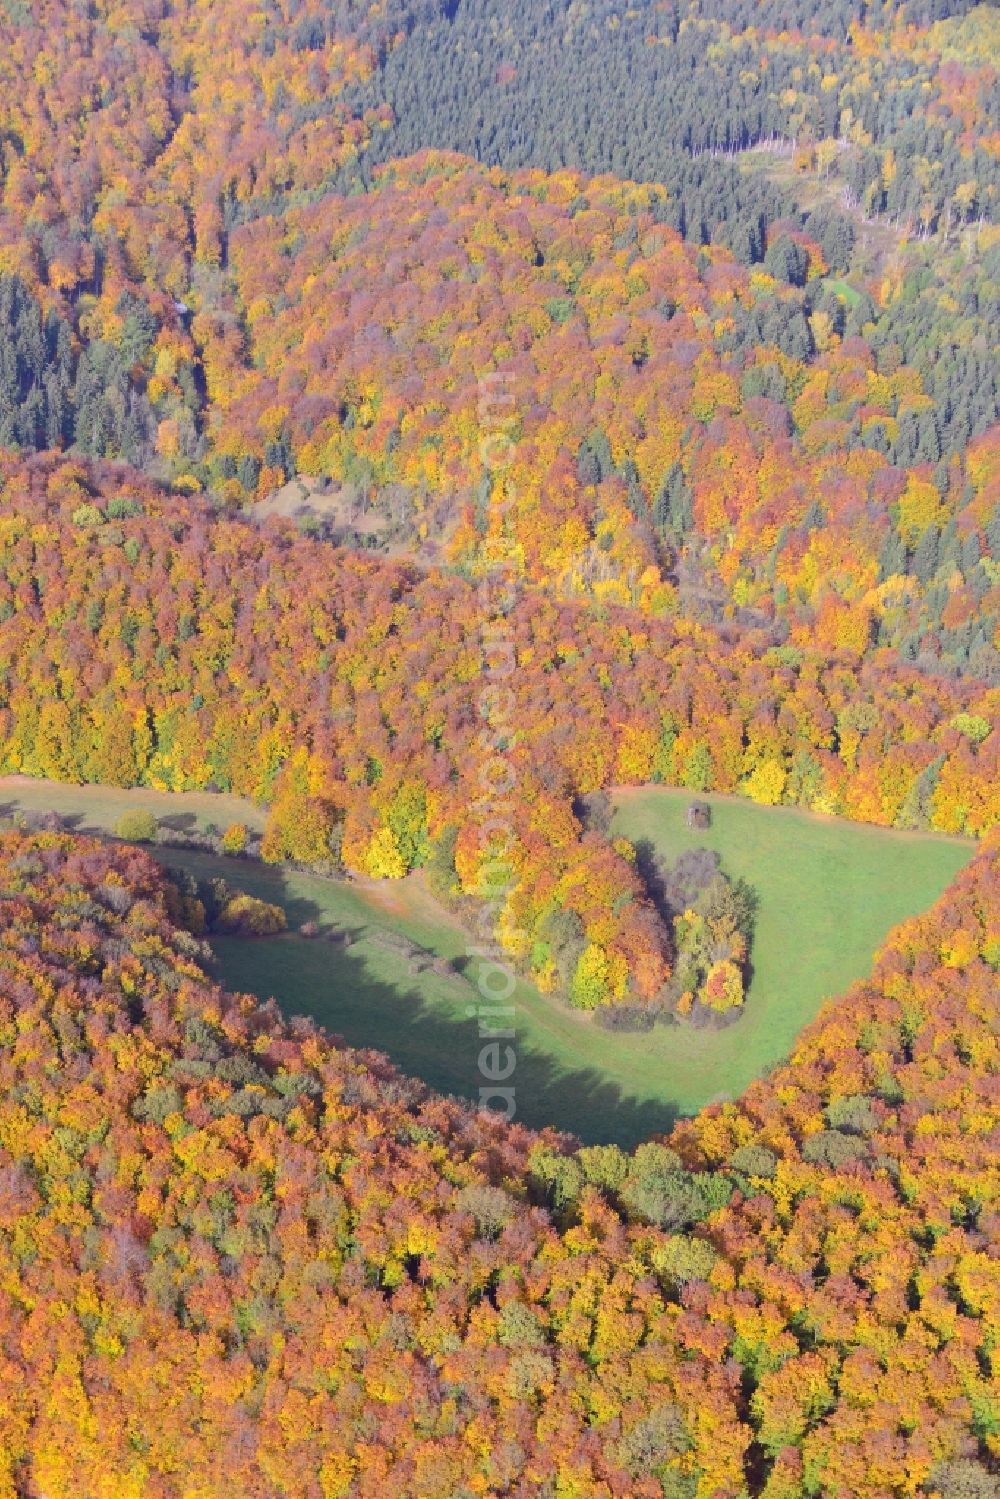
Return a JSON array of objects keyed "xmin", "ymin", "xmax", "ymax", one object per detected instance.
[{"xmin": 0, "ymin": 0, "xmax": 997, "ymax": 1495}]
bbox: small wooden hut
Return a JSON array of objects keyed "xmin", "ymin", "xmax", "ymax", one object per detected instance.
[{"xmin": 687, "ymin": 800, "xmax": 711, "ymax": 831}]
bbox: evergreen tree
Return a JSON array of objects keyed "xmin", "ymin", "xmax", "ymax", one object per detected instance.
[{"xmin": 912, "ymin": 525, "xmax": 940, "ymax": 583}]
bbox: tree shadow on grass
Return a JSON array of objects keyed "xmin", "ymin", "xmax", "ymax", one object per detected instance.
[
  {"xmin": 192, "ymin": 861, "xmax": 681, "ymax": 1151},
  {"xmin": 158, "ymin": 811, "xmax": 201, "ymax": 834},
  {"xmin": 0, "ymin": 829, "xmax": 678, "ymax": 1143}
]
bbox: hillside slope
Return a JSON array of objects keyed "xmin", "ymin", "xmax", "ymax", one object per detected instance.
[
  {"xmin": 0, "ymin": 830, "xmax": 995, "ymax": 1495},
  {"xmin": 1, "ymin": 2, "xmax": 998, "ymax": 677}
]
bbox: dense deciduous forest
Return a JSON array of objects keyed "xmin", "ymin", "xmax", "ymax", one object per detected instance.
[
  {"xmin": 0, "ymin": 829, "xmax": 994, "ymax": 1494},
  {"xmin": 215, "ymin": 161, "xmax": 1000, "ymax": 681},
  {"xmin": 0, "ymin": 1, "xmax": 998, "ymax": 681}
]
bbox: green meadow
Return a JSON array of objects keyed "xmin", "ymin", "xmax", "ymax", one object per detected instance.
[{"xmin": 0, "ymin": 777, "xmax": 972, "ymax": 1146}]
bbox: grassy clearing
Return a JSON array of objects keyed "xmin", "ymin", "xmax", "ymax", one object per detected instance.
[
  {"xmin": 0, "ymin": 777, "xmax": 973, "ymax": 1146},
  {"xmin": 0, "ymin": 776, "xmax": 266, "ymax": 835},
  {"xmin": 612, "ymin": 786, "xmax": 972, "ymax": 1107},
  {"xmin": 824, "ymin": 276, "xmax": 864, "ymax": 307},
  {"xmin": 163, "ymin": 848, "xmax": 689, "ymax": 1149},
  {"xmin": 739, "ymin": 148, "xmax": 906, "ymax": 273}
]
